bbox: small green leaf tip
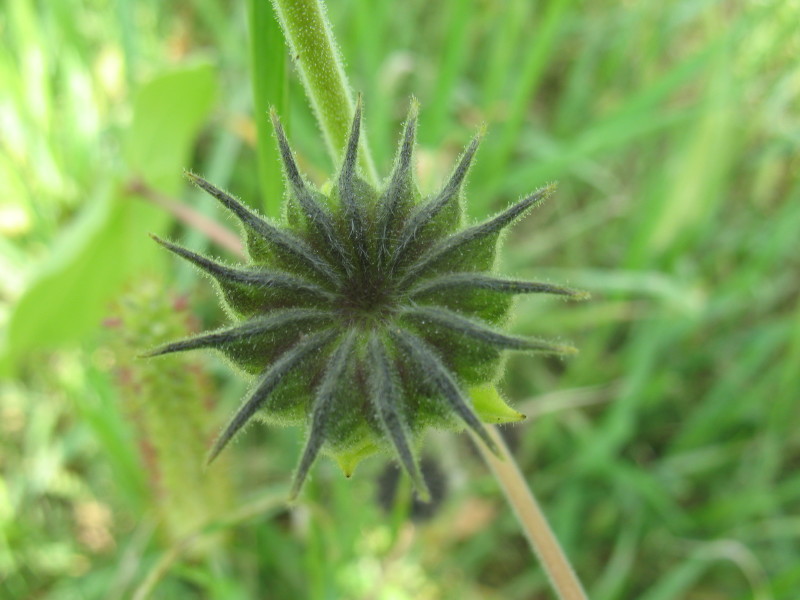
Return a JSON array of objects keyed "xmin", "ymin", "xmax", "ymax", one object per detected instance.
[{"xmin": 153, "ymin": 102, "xmax": 582, "ymax": 500}]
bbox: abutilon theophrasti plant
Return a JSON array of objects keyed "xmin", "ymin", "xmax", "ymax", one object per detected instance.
[{"xmin": 147, "ymin": 100, "xmax": 586, "ymax": 500}]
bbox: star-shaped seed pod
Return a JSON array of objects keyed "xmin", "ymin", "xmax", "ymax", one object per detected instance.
[{"xmin": 147, "ymin": 99, "xmax": 586, "ymax": 500}]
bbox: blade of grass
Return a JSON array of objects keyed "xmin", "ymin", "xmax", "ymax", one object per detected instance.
[
  {"xmin": 270, "ymin": 0, "xmax": 378, "ymax": 182},
  {"xmin": 349, "ymin": 0, "xmax": 391, "ymax": 169},
  {"xmin": 248, "ymin": 0, "xmax": 289, "ymax": 219},
  {"xmin": 421, "ymin": 0, "xmax": 472, "ymax": 145},
  {"xmin": 471, "ymin": 0, "xmax": 570, "ymax": 210},
  {"xmin": 479, "ymin": 0, "xmax": 531, "ymax": 110}
]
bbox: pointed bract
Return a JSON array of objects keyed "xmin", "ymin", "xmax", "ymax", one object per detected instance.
[
  {"xmin": 388, "ymin": 131, "xmax": 482, "ymax": 272},
  {"xmin": 207, "ymin": 328, "xmax": 337, "ymax": 464},
  {"xmin": 290, "ymin": 329, "xmax": 357, "ymax": 499},
  {"xmin": 271, "ymin": 111, "xmax": 354, "ymax": 276},
  {"xmin": 391, "ymin": 328, "xmax": 499, "ymax": 455},
  {"xmin": 144, "ymin": 309, "xmax": 332, "ymax": 357},
  {"xmin": 151, "ymin": 234, "xmax": 336, "ymax": 305},
  {"xmin": 410, "ymin": 272, "xmax": 588, "ymax": 300},
  {"xmin": 399, "ymin": 184, "xmax": 555, "ymax": 286},
  {"xmin": 377, "ymin": 101, "xmax": 418, "ymax": 266},
  {"xmin": 338, "ymin": 96, "xmax": 369, "ymax": 262},
  {"xmin": 186, "ymin": 172, "xmax": 342, "ymax": 286},
  {"xmin": 367, "ymin": 333, "xmax": 430, "ymax": 500},
  {"xmin": 401, "ymin": 306, "xmax": 576, "ymax": 355}
]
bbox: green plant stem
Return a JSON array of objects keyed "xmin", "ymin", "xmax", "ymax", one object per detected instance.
[
  {"xmin": 247, "ymin": 0, "xmax": 288, "ymax": 219},
  {"xmin": 270, "ymin": 0, "xmax": 379, "ymax": 183},
  {"xmin": 472, "ymin": 424, "xmax": 588, "ymax": 600}
]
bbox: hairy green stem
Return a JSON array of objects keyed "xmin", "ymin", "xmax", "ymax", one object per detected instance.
[
  {"xmin": 247, "ymin": 0, "xmax": 289, "ymax": 219},
  {"xmin": 472, "ymin": 425, "xmax": 588, "ymax": 600},
  {"xmin": 270, "ymin": 0, "xmax": 378, "ymax": 183}
]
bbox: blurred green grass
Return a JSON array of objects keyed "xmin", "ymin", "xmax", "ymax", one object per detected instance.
[{"xmin": 1, "ymin": 0, "xmax": 799, "ymax": 598}]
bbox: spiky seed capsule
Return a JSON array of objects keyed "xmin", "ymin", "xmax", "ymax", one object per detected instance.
[{"xmin": 148, "ymin": 99, "xmax": 585, "ymax": 500}]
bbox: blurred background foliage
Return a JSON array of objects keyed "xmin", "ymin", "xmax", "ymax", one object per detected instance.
[{"xmin": 1, "ymin": 0, "xmax": 799, "ymax": 598}]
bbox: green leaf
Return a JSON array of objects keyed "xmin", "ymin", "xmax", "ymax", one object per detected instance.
[
  {"xmin": 0, "ymin": 65, "xmax": 218, "ymax": 374},
  {"xmin": 124, "ymin": 63, "xmax": 218, "ymax": 194}
]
